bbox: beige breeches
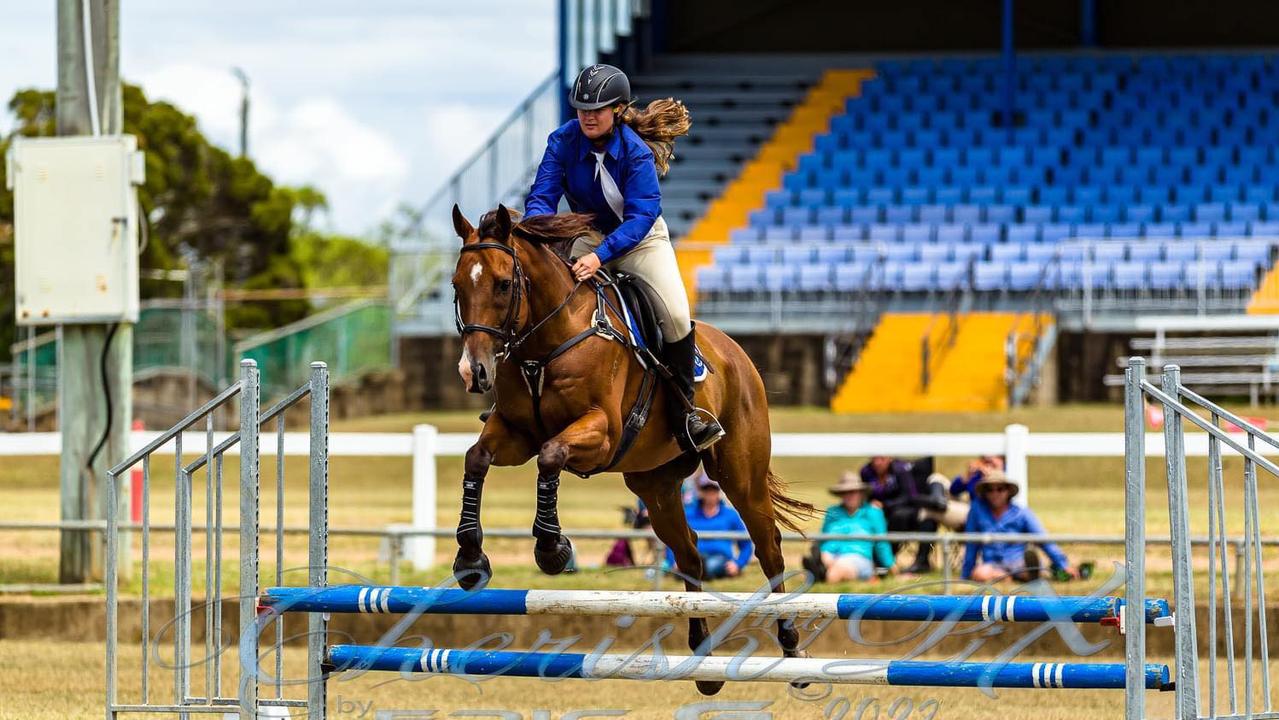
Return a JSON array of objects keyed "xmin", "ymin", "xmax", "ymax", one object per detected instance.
[{"xmin": 570, "ymin": 216, "xmax": 692, "ymax": 342}]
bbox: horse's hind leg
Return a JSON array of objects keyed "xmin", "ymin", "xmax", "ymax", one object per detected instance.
[
  {"xmin": 707, "ymin": 431, "xmax": 805, "ymax": 661},
  {"xmin": 454, "ymin": 415, "xmax": 536, "ymax": 590},
  {"xmin": 624, "ymin": 468, "xmax": 724, "ymax": 697}
]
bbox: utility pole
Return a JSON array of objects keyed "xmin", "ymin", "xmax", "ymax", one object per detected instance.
[
  {"xmin": 55, "ymin": 0, "xmax": 133, "ymax": 583},
  {"xmin": 232, "ymin": 67, "xmax": 249, "ymax": 158}
]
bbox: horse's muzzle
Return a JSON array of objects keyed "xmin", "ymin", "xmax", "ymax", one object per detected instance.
[{"xmin": 469, "ymin": 360, "xmax": 491, "ymax": 394}]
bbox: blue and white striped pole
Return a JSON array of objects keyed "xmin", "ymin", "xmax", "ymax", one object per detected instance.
[
  {"xmin": 264, "ymin": 586, "xmax": 1171, "ymax": 625},
  {"xmin": 325, "ymin": 645, "xmax": 1171, "ymax": 690}
]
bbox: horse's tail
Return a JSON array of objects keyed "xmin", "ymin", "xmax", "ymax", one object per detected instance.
[{"xmin": 766, "ymin": 467, "xmax": 818, "ymax": 535}]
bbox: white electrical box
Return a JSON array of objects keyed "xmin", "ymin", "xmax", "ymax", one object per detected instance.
[{"xmin": 6, "ymin": 134, "xmax": 145, "ymax": 325}]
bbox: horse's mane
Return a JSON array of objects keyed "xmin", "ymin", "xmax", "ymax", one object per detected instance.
[{"xmin": 499, "ymin": 211, "xmax": 600, "ymax": 261}]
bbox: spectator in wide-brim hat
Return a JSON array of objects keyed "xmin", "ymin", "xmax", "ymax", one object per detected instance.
[
  {"xmin": 664, "ymin": 471, "xmax": 753, "ymax": 581},
  {"xmin": 802, "ymin": 471, "xmax": 895, "ymax": 583},
  {"xmin": 961, "ymin": 470, "xmax": 1077, "ymax": 583}
]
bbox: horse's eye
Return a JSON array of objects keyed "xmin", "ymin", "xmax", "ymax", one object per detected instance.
[{"xmin": 498, "ymin": 279, "xmax": 513, "ymax": 293}]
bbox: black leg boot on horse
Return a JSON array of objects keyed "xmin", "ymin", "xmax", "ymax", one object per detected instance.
[
  {"xmin": 453, "ymin": 446, "xmax": 494, "ymax": 590},
  {"xmin": 664, "ymin": 324, "xmax": 726, "ymax": 453},
  {"xmin": 532, "ymin": 472, "xmax": 574, "ymax": 574}
]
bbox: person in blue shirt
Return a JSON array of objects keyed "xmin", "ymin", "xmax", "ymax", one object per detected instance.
[
  {"xmin": 805, "ymin": 472, "xmax": 895, "ymax": 583},
  {"xmin": 523, "ymin": 63, "xmax": 725, "ymax": 452},
  {"xmin": 961, "ymin": 470, "xmax": 1078, "ymax": 583},
  {"xmin": 665, "ymin": 473, "xmax": 753, "ymax": 580}
]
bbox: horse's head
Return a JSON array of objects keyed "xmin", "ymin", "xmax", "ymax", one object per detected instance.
[{"xmin": 452, "ymin": 203, "xmax": 524, "ymax": 393}]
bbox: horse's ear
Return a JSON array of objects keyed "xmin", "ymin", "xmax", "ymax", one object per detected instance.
[
  {"xmin": 495, "ymin": 204, "xmax": 513, "ymax": 242},
  {"xmin": 452, "ymin": 204, "xmax": 474, "ymax": 242}
]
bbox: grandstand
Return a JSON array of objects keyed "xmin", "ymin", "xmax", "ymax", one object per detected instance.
[{"xmin": 393, "ymin": 0, "xmax": 1279, "ymax": 412}]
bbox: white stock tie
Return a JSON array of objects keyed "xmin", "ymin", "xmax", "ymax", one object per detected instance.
[{"xmin": 592, "ymin": 150, "xmax": 625, "ymax": 222}]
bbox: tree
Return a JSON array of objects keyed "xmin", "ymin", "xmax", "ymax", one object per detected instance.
[{"xmin": 0, "ymin": 83, "xmax": 325, "ymax": 358}]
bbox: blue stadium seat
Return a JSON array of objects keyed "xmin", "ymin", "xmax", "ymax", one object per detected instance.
[
  {"xmin": 832, "ymin": 263, "xmax": 870, "ymax": 292},
  {"xmin": 937, "ymin": 225, "xmax": 967, "ymax": 245},
  {"xmin": 1183, "ymin": 260, "xmax": 1220, "ymax": 286},
  {"xmin": 1214, "ymin": 221, "xmax": 1249, "ymax": 237},
  {"xmin": 1209, "ymin": 185, "xmax": 1241, "ymax": 203},
  {"xmin": 1022, "ymin": 206, "xmax": 1054, "ymax": 224},
  {"xmin": 782, "ymin": 207, "xmax": 813, "ymax": 227},
  {"xmin": 731, "ymin": 227, "xmax": 761, "ymax": 244},
  {"xmin": 901, "ymin": 264, "xmax": 934, "ymax": 291},
  {"xmin": 782, "ymin": 245, "xmax": 816, "ymax": 265},
  {"xmin": 832, "ymin": 225, "xmax": 864, "ymax": 242},
  {"xmin": 1075, "ymin": 222, "xmax": 1108, "ymax": 238},
  {"xmin": 970, "ymin": 224, "xmax": 1002, "ymax": 245},
  {"xmin": 953, "ymin": 205, "xmax": 983, "ymax": 224},
  {"xmin": 1138, "ymin": 187, "xmax": 1170, "ymax": 205},
  {"xmin": 1127, "ymin": 243, "xmax": 1161, "ymax": 262},
  {"xmin": 901, "ymin": 186, "xmax": 932, "ymax": 205},
  {"xmin": 850, "ymin": 245, "xmax": 883, "ymax": 263},
  {"xmin": 1106, "ymin": 186, "xmax": 1139, "ymax": 205},
  {"xmin": 952, "ymin": 244, "xmax": 985, "ymax": 263},
  {"xmin": 884, "ymin": 205, "xmax": 915, "ymax": 223},
  {"xmin": 765, "ymin": 191, "xmax": 791, "ymax": 210},
  {"xmin": 1089, "ymin": 204, "xmax": 1122, "ymax": 224},
  {"xmin": 918, "ymin": 243, "xmax": 951, "ymax": 263},
  {"xmin": 798, "ymin": 264, "xmax": 833, "ymax": 293},
  {"xmin": 969, "ymin": 186, "xmax": 999, "ymax": 204},
  {"xmin": 902, "ymin": 224, "xmax": 933, "ymax": 244},
  {"xmin": 934, "ymin": 186, "xmax": 964, "ymax": 204},
  {"xmin": 833, "ymin": 188, "xmax": 862, "ymax": 208},
  {"xmin": 1244, "ymin": 186, "xmax": 1275, "ymax": 204},
  {"xmin": 815, "ymin": 207, "xmax": 846, "ymax": 227},
  {"xmin": 1108, "ymin": 223, "xmax": 1142, "ymax": 238},
  {"xmin": 815, "ymin": 245, "xmax": 850, "ymax": 265},
  {"xmin": 882, "ymin": 244, "xmax": 916, "ymax": 262},
  {"xmin": 1160, "ymin": 204, "xmax": 1193, "ymax": 223},
  {"xmin": 1124, "ymin": 204, "xmax": 1157, "ymax": 223},
  {"xmin": 1056, "ymin": 205, "xmax": 1087, "ymax": 223},
  {"xmin": 1194, "ymin": 203, "xmax": 1227, "ymax": 223},
  {"xmin": 1094, "ymin": 243, "xmax": 1127, "ymax": 263},
  {"xmin": 1006, "ymin": 224, "xmax": 1040, "ymax": 244},
  {"xmin": 986, "ymin": 204, "xmax": 1017, "ymax": 224},
  {"xmin": 747, "ymin": 245, "xmax": 779, "ymax": 264},
  {"xmin": 1038, "ymin": 186, "xmax": 1069, "ymax": 205},
  {"xmin": 1200, "ymin": 244, "xmax": 1234, "ymax": 262},
  {"xmin": 697, "ymin": 266, "xmax": 728, "ymax": 294},
  {"xmin": 727, "ymin": 265, "xmax": 763, "ymax": 293},
  {"xmin": 851, "ymin": 207, "xmax": 880, "ymax": 224},
  {"xmin": 1041, "ymin": 223, "xmax": 1074, "ymax": 243},
  {"xmin": 868, "ymin": 224, "xmax": 900, "ymax": 243},
  {"xmin": 1002, "ymin": 186, "xmax": 1034, "ymax": 205},
  {"xmin": 1248, "ymin": 221, "xmax": 1279, "ymax": 237},
  {"xmin": 763, "ymin": 264, "xmax": 798, "ymax": 292},
  {"xmin": 1148, "ymin": 262, "xmax": 1183, "ymax": 290},
  {"xmin": 1008, "ymin": 262, "xmax": 1044, "ymax": 290},
  {"xmin": 763, "ymin": 227, "xmax": 795, "ymax": 243},
  {"xmin": 1025, "ymin": 244, "xmax": 1059, "ymax": 263},
  {"xmin": 714, "ymin": 245, "xmax": 749, "ymax": 265},
  {"xmin": 866, "ymin": 187, "xmax": 897, "ymax": 205},
  {"xmin": 1220, "ymin": 260, "xmax": 1258, "ymax": 289},
  {"xmin": 990, "ymin": 244, "xmax": 1024, "ymax": 263},
  {"xmin": 936, "ymin": 262, "xmax": 969, "ymax": 289},
  {"xmin": 1178, "ymin": 222, "xmax": 1214, "ymax": 239},
  {"xmin": 1113, "ymin": 262, "xmax": 1148, "ymax": 289},
  {"xmin": 750, "ymin": 209, "xmax": 778, "ymax": 227},
  {"xmin": 918, "ymin": 204, "xmax": 949, "ymax": 223},
  {"xmin": 1143, "ymin": 223, "xmax": 1178, "ymax": 238},
  {"xmin": 973, "ymin": 263, "xmax": 1008, "ymax": 291},
  {"xmin": 1164, "ymin": 243, "xmax": 1199, "ymax": 262}
]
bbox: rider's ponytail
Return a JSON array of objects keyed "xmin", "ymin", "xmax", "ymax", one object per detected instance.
[{"xmin": 617, "ymin": 98, "xmax": 691, "ymax": 177}]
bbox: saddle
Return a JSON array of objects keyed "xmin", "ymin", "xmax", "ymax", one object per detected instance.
[{"xmin": 610, "ymin": 272, "xmax": 708, "ymax": 382}]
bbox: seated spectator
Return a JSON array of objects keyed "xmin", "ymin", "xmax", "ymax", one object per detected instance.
[
  {"xmin": 920, "ymin": 454, "xmax": 1006, "ymax": 531},
  {"xmin": 803, "ymin": 472, "xmax": 895, "ymax": 582},
  {"xmin": 862, "ymin": 455, "xmax": 937, "ymax": 574},
  {"xmin": 961, "ymin": 470, "xmax": 1077, "ymax": 583},
  {"xmin": 665, "ymin": 474, "xmax": 753, "ymax": 581}
]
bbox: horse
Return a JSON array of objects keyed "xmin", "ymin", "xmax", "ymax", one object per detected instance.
[{"xmin": 449, "ymin": 203, "xmax": 816, "ymax": 695}]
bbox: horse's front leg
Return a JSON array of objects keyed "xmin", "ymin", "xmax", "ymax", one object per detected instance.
[
  {"xmin": 532, "ymin": 409, "xmax": 611, "ymax": 575},
  {"xmin": 454, "ymin": 415, "xmax": 536, "ymax": 590}
]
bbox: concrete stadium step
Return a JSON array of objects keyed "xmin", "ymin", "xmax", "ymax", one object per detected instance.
[
  {"xmin": 631, "ymin": 75, "xmax": 813, "ymax": 92},
  {"xmin": 831, "ymin": 313, "xmax": 933, "ymax": 413},
  {"xmin": 670, "ymin": 145, "xmax": 755, "ymax": 163},
  {"xmin": 683, "ymin": 126, "xmax": 775, "ymax": 144},
  {"xmin": 660, "ymin": 185, "xmax": 723, "ymax": 204},
  {"xmin": 915, "ymin": 313, "xmax": 1022, "ymax": 412}
]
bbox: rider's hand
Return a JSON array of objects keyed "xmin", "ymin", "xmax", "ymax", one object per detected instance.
[
  {"xmin": 725, "ymin": 561, "xmax": 740, "ymax": 577},
  {"xmin": 571, "ymin": 253, "xmax": 602, "ymax": 281}
]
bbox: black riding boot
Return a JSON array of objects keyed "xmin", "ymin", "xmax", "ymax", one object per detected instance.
[{"xmin": 664, "ymin": 326, "xmax": 725, "ymax": 452}]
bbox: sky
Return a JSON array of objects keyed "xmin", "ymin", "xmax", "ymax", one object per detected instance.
[{"xmin": 0, "ymin": 2, "xmax": 557, "ymax": 237}]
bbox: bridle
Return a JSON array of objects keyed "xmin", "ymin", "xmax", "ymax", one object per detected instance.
[{"xmin": 453, "ymin": 240, "xmax": 583, "ymax": 360}]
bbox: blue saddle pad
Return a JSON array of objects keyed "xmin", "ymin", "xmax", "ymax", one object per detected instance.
[{"xmin": 616, "ymin": 290, "xmax": 707, "ymax": 383}]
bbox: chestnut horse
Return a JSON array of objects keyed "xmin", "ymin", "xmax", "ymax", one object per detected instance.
[{"xmin": 450, "ymin": 204, "xmax": 815, "ymax": 695}]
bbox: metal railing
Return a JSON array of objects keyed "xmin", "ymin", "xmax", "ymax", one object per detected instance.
[
  {"xmin": 104, "ymin": 359, "xmax": 329, "ymax": 718},
  {"xmin": 920, "ymin": 260, "xmax": 975, "ymax": 391},
  {"xmin": 1006, "ymin": 256, "xmax": 1061, "ymax": 407},
  {"xmin": 1125, "ymin": 359, "xmax": 1275, "ymax": 720}
]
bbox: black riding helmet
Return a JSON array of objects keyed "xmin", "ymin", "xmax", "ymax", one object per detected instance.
[{"xmin": 570, "ymin": 64, "xmax": 631, "ymax": 110}]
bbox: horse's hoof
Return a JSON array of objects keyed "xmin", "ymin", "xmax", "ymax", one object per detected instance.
[
  {"xmin": 453, "ymin": 550, "xmax": 491, "ymax": 590},
  {"xmin": 695, "ymin": 680, "xmax": 725, "ymax": 696},
  {"xmin": 534, "ymin": 536, "xmax": 575, "ymax": 575}
]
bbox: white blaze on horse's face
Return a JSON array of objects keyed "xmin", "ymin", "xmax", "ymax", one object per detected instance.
[
  {"xmin": 457, "ymin": 345, "xmax": 474, "ymax": 390},
  {"xmin": 469, "ymin": 262, "xmax": 483, "ymax": 286}
]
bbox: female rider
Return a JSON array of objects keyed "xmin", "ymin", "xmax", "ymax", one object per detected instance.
[{"xmin": 523, "ymin": 63, "xmax": 724, "ymax": 452}]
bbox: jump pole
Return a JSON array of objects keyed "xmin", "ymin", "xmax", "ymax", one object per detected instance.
[
  {"xmin": 262, "ymin": 586, "xmax": 1172, "ymax": 625},
  {"xmin": 325, "ymin": 645, "xmax": 1172, "ymax": 690}
]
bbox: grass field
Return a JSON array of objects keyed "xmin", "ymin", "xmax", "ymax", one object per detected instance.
[{"xmin": 2, "ymin": 403, "xmax": 1277, "ymax": 718}]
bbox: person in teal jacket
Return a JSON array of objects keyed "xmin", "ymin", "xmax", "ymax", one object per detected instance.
[{"xmin": 806, "ymin": 472, "xmax": 895, "ymax": 582}]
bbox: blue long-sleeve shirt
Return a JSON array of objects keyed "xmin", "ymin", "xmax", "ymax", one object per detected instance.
[
  {"xmin": 819, "ymin": 503, "xmax": 895, "ymax": 568},
  {"xmin": 523, "ymin": 119, "xmax": 662, "ymax": 264},
  {"xmin": 665, "ymin": 500, "xmax": 754, "ymax": 570},
  {"xmin": 961, "ymin": 499, "xmax": 1069, "ymax": 580},
  {"xmin": 950, "ymin": 470, "xmax": 983, "ymax": 500}
]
